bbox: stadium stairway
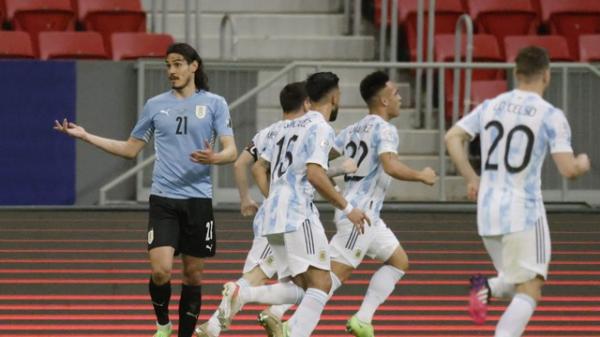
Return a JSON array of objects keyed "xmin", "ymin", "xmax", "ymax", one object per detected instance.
[{"xmin": 0, "ymin": 210, "xmax": 599, "ymax": 336}]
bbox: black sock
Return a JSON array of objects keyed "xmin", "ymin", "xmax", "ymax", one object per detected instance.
[
  {"xmin": 149, "ymin": 278, "xmax": 171, "ymax": 326},
  {"xmin": 178, "ymin": 284, "xmax": 202, "ymax": 337}
]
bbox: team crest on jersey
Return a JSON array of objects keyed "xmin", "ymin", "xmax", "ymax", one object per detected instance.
[{"xmin": 195, "ymin": 105, "xmax": 207, "ymax": 119}]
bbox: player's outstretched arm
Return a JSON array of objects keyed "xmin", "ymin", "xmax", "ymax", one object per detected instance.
[
  {"xmin": 252, "ymin": 158, "xmax": 271, "ymax": 198},
  {"xmin": 380, "ymin": 152, "xmax": 438, "ymax": 185},
  {"xmin": 307, "ymin": 163, "xmax": 370, "ymax": 233},
  {"xmin": 326, "ymin": 158, "xmax": 358, "ymax": 178},
  {"xmin": 445, "ymin": 125, "xmax": 480, "ymax": 200},
  {"xmin": 233, "ymin": 150, "xmax": 259, "ymax": 216},
  {"xmin": 190, "ymin": 135, "xmax": 238, "ymax": 165},
  {"xmin": 552, "ymin": 152, "xmax": 591, "ymax": 179},
  {"xmin": 53, "ymin": 118, "xmax": 145, "ymax": 159}
]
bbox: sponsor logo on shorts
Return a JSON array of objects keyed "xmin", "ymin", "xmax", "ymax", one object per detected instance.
[
  {"xmin": 266, "ymin": 256, "xmax": 274, "ymax": 265},
  {"xmin": 148, "ymin": 229, "xmax": 154, "ymax": 244},
  {"xmin": 318, "ymin": 249, "xmax": 327, "ymax": 262},
  {"xmin": 354, "ymin": 248, "xmax": 362, "ymax": 259}
]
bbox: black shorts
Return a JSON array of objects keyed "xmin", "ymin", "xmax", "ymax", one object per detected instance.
[{"xmin": 147, "ymin": 195, "xmax": 216, "ymax": 258}]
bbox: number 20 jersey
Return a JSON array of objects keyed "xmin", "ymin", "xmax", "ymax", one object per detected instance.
[
  {"xmin": 457, "ymin": 89, "xmax": 573, "ymax": 236},
  {"xmin": 332, "ymin": 114, "xmax": 399, "ymax": 227},
  {"xmin": 259, "ymin": 111, "xmax": 335, "ymax": 236}
]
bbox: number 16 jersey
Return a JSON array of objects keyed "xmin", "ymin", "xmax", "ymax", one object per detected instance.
[
  {"xmin": 259, "ymin": 111, "xmax": 336, "ymax": 236},
  {"xmin": 457, "ymin": 89, "xmax": 573, "ymax": 236}
]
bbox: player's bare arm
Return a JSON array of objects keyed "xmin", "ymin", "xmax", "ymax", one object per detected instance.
[
  {"xmin": 252, "ymin": 158, "xmax": 270, "ymax": 198},
  {"xmin": 53, "ymin": 118, "xmax": 145, "ymax": 159},
  {"xmin": 190, "ymin": 135, "xmax": 237, "ymax": 165},
  {"xmin": 306, "ymin": 163, "xmax": 370, "ymax": 233},
  {"xmin": 445, "ymin": 125, "xmax": 480, "ymax": 201},
  {"xmin": 326, "ymin": 158, "xmax": 358, "ymax": 178},
  {"xmin": 233, "ymin": 150, "xmax": 259, "ymax": 216},
  {"xmin": 551, "ymin": 152, "xmax": 591, "ymax": 179},
  {"xmin": 380, "ymin": 152, "xmax": 438, "ymax": 185}
]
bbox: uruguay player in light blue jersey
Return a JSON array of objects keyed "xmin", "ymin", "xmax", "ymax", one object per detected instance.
[
  {"xmin": 445, "ymin": 46, "xmax": 590, "ymax": 337},
  {"xmin": 54, "ymin": 43, "xmax": 237, "ymax": 337}
]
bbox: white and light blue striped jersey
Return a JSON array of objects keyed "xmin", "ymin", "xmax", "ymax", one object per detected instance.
[
  {"xmin": 247, "ymin": 120, "xmax": 286, "ymax": 236},
  {"xmin": 259, "ymin": 111, "xmax": 335, "ymax": 235},
  {"xmin": 457, "ymin": 89, "xmax": 573, "ymax": 236},
  {"xmin": 131, "ymin": 90, "xmax": 233, "ymax": 199},
  {"xmin": 332, "ymin": 114, "xmax": 399, "ymax": 227}
]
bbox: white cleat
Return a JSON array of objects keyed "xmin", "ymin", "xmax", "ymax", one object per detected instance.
[{"xmin": 217, "ymin": 281, "xmax": 243, "ymax": 331}]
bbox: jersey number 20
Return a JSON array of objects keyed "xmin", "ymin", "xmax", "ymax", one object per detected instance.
[{"xmin": 484, "ymin": 120, "xmax": 534, "ymax": 173}]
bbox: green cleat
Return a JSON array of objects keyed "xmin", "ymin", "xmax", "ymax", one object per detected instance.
[
  {"xmin": 153, "ymin": 323, "xmax": 172, "ymax": 337},
  {"xmin": 281, "ymin": 321, "xmax": 290, "ymax": 337},
  {"xmin": 258, "ymin": 308, "xmax": 283, "ymax": 337},
  {"xmin": 345, "ymin": 316, "xmax": 374, "ymax": 337}
]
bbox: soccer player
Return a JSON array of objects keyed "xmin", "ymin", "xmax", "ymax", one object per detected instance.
[
  {"xmin": 445, "ymin": 46, "xmax": 590, "ymax": 337},
  {"xmin": 328, "ymin": 71, "xmax": 437, "ymax": 337},
  {"xmin": 194, "ymin": 82, "xmax": 308, "ymax": 337},
  {"xmin": 54, "ymin": 43, "xmax": 238, "ymax": 337}
]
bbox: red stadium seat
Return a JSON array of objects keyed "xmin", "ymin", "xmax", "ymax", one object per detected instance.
[
  {"xmin": 0, "ymin": 31, "xmax": 35, "ymax": 58},
  {"xmin": 504, "ymin": 35, "xmax": 573, "ymax": 62},
  {"xmin": 435, "ymin": 34, "xmax": 503, "ymax": 121},
  {"xmin": 38, "ymin": 31, "xmax": 108, "ymax": 60},
  {"xmin": 540, "ymin": 0, "xmax": 600, "ymax": 59},
  {"xmin": 111, "ymin": 32, "xmax": 173, "ymax": 61},
  {"xmin": 579, "ymin": 35, "xmax": 600, "ymax": 62},
  {"xmin": 5, "ymin": 0, "xmax": 74, "ymax": 33},
  {"xmin": 77, "ymin": 0, "xmax": 146, "ymax": 54},
  {"xmin": 468, "ymin": 0, "xmax": 538, "ymax": 55},
  {"xmin": 470, "ymin": 80, "xmax": 508, "ymax": 108}
]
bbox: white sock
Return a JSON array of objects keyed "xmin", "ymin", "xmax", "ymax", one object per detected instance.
[
  {"xmin": 206, "ymin": 311, "xmax": 221, "ymax": 335},
  {"xmin": 288, "ymin": 288, "xmax": 329, "ymax": 337},
  {"xmin": 236, "ymin": 277, "xmax": 251, "ymax": 288},
  {"xmin": 240, "ymin": 281, "xmax": 305, "ymax": 305},
  {"xmin": 355, "ymin": 265, "xmax": 405, "ymax": 323},
  {"xmin": 329, "ymin": 272, "xmax": 343, "ymax": 297},
  {"xmin": 495, "ymin": 293, "xmax": 537, "ymax": 337},
  {"xmin": 489, "ymin": 277, "xmax": 516, "ymax": 300},
  {"xmin": 267, "ymin": 304, "xmax": 293, "ymax": 320}
]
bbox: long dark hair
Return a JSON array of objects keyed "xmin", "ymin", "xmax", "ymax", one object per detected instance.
[{"xmin": 166, "ymin": 43, "xmax": 209, "ymax": 91}]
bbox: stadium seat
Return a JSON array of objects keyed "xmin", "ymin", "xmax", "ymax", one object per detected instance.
[
  {"xmin": 504, "ymin": 35, "xmax": 573, "ymax": 62},
  {"xmin": 372, "ymin": 0, "xmax": 465, "ymax": 60},
  {"xmin": 5, "ymin": 0, "xmax": 74, "ymax": 34},
  {"xmin": 0, "ymin": 31, "xmax": 35, "ymax": 59},
  {"xmin": 38, "ymin": 31, "xmax": 108, "ymax": 60},
  {"xmin": 111, "ymin": 32, "xmax": 173, "ymax": 61},
  {"xmin": 540, "ymin": 0, "xmax": 600, "ymax": 59},
  {"xmin": 468, "ymin": 0, "xmax": 538, "ymax": 54},
  {"xmin": 77, "ymin": 0, "xmax": 146, "ymax": 53},
  {"xmin": 579, "ymin": 35, "xmax": 600, "ymax": 62},
  {"xmin": 470, "ymin": 80, "xmax": 507, "ymax": 108},
  {"xmin": 435, "ymin": 34, "xmax": 503, "ymax": 121}
]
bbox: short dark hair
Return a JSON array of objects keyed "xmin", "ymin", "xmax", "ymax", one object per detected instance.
[
  {"xmin": 166, "ymin": 43, "xmax": 209, "ymax": 91},
  {"xmin": 279, "ymin": 81, "xmax": 307, "ymax": 113},
  {"xmin": 515, "ymin": 46, "xmax": 550, "ymax": 79},
  {"xmin": 306, "ymin": 72, "xmax": 339, "ymax": 102},
  {"xmin": 360, "ymin": 71, "xmax": 389, "ymax": 105}
]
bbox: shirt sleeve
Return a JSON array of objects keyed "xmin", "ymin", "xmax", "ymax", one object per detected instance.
[
  {"xmin": 212, "ymin": 97, "xmax": 234, "ymax": 137},
  {"xmin": 130, "ymin": 102, "xmax": 154, "ymax": 142},
  {"xmin": 333, "ymin": 128, "xmax": 346, "ymax": 154},
  {"xmin": 456, "ymin": 100, "xmax": 487, "ymax": 138},
  {"xmin": 244, "ymin": 132, "xmax": 260, "ymax": 161},
  {"xmin": 377, "ymin": 124, "xmax": 399, "ymax": 155},
  {"xmin": 544, "ymin": 108, "xmax": 573, "ymax": 154},
  {"xmin": 305, "ymin": 123, "xmax": 334, "ymax": 170}
]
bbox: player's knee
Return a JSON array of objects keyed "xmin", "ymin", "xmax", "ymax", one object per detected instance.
[
  {"xmin": 387, "ymin": 247, "xmax": 409, "ymax": 271},
  {"xmin": 151, "ymin": 268, "xmax": 172, "ymax": 285}
]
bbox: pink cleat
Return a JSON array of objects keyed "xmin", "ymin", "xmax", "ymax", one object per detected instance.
[{"xmin": 468, "ymin": 274, "xmax": 490, "ymax": 325}]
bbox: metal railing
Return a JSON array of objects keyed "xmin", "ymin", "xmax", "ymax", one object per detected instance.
[
  {"xmin": 149, "ymin": 0, "xmax": 201, "ymax": 48},
  {"xmin": 451, "ymin": 14, "xmax": 474, "ymax": 124},
  {"xmin": 219, "ymin": 14, "xmax": 237, "ymax": 60},
  {"xmin": 99, "ymin": 60, "xmax": 600, "ymax": 205}
]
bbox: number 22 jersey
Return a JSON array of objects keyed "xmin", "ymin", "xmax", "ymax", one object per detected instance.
[
  {"xmin": 259, "ymin": 111, "xmax": 335, "ymax": 236},
  {"xmin": 457, "ymin": 89, "xmax": 573, "ymax": 236}
]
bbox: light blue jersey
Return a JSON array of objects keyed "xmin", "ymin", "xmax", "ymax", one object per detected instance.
[
  {"xmin": 248, "ymin": 120, "xmax": 286, "ymax": 236},
  {"xmin": 131, "ymin": 90, "xmax": 233, "ymax": 199},
  {"xmin": 259, "ymin": 111, "xmax": 335, "ymax": 235},
  {"xmin": 332, "ymin": 114, "xmax": 399, "ymax": 227},
  {"xmin": 457, "ymin": 89, "xmax": 573, "ymax": 236}
]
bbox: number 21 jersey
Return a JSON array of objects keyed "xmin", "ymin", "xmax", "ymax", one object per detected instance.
[{"xmin": 457, "ymin": 89, "xmax": 573, "ymax": 236}]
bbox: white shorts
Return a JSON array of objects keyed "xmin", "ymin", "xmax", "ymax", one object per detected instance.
[
  {"xmin": 242, "ymin": 236, "xmax": 277, "ymax": 279},
  {"xmin": 482, "ymin": 216, "xmax": 551, "ymax": 284},
  {"xmin": 266, "ymin": 217, "xmax": 330, "ymax": 280},
  {"xmin": 329, "ymin": 218, "xmax": 400, "ymax": 269}
]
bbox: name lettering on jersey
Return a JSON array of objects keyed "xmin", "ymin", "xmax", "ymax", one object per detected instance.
[
  {"xmin": 348, "ymin": 123, "xmax": 372, "ymax": 134},
  {"xmin": 195, "ymin": 105, "xmax": 207, "ymax": 119},
  {"xmin": 284, "ymin": 118, "xmax": 312, "ymax": 128},
  {"xmin": 495, "ymin": 101, "xmax": 537, "ymax": 117}
]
